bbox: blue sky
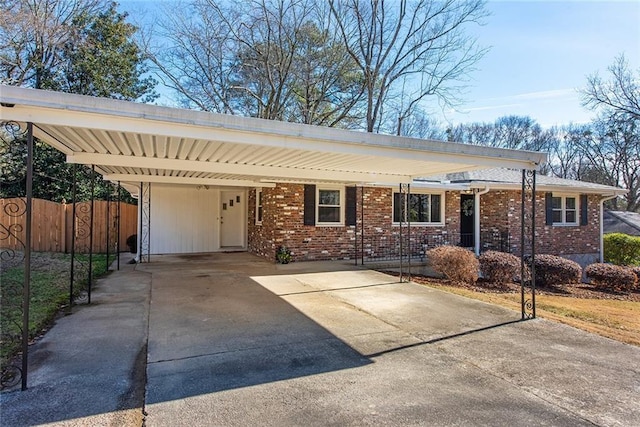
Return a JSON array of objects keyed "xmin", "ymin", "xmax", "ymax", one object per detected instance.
[
  {"xmin": 120, "ymin": 0, "xmax": 640, "ymax": 128},
  {"xmin": 440, "ymin": 0, "xmax": 640, "ymax": 127}
]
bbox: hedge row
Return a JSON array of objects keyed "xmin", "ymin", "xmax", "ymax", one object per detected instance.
[
  {"xmin": 603, "ymin": 233, "xmax": 640, "ymax": 266},
  {"xmin": 427, "ymin": 247, "xmax": 638, "ymax": 292},
  {"xmin": 426, "ymin": 246, "xmax": 478, "ymax": 285},
  {"xmin": 585, "ymin": 263, "xmax": 638, "ymax": 292},
  {"xmin": 478, "ymin": 251, "xmax": 521, "ymax": 284},
  {"xmin": 532, "ymin": 254, "xmax": 582, "ymax": 287}
]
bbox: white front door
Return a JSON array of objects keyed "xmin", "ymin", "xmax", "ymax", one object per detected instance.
[{"xmin": 220, "ymin": 190, "xmax": 245, "ymax": 248}]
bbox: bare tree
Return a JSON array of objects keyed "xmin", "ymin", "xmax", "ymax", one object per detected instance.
[
  {"xmin": 581, "ymin": 54, "xmax": 640, "ymax": 119},
  {"xmin": 328, "ymin": 0, "xmax": 488, "ymax": 132},
  {"xmin": 576, "ymin": 55, "xmax": 640, "ymax": 211},
  {"xmin": 0, "ymin": 0, "xmax": 105, "ymax": 88},
  {"xmin": 145, "ymin": 0, "xmax": 239, "ymax": 112},
  {"xmin": 568, "ymin": 114, "xmax": 639, "ymax": 211},
  {"xmin": 148, "ymin": 0, "xmax": 364, "ymax": 125},
  {"xmin": 548, "ymin": 124, "xmax": 587, "ymax": 180},
  {"xmin": 387, "ymin": 103, "xmax": 444, "ymax": 139}
]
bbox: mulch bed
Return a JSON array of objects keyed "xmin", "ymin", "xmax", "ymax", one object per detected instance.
[{"xmin": 382, "ymin": 271, "xmax": 640, "ymax": 302}]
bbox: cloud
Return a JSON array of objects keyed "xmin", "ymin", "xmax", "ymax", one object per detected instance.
[
  {"xmin": 511, "ymin": 88, "xmax": 578, "ymax": 101},
  {"xmin": 457, "ymin": 103, "xmax": 523, "ymax": 113}
]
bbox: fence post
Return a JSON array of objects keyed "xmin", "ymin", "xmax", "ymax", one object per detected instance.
[{"xmin": 60, "ymin": 200, "xmax": 67, "ymax": 253}]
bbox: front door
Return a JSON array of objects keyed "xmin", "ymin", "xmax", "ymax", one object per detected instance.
[
  {"xmin": 220, "ymin": 190, "xmax": 245, "ymax": 248},
  {"xmin": 460, "ymin": 194, "xmax": 475, "ymax": 248}
]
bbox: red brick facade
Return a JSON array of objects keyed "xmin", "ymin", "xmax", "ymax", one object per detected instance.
[
  {"xmin": 247, "ymin": 184, "xmax": 601, "ymax": 263},
  {"xmin": 480, "ymin": 191, "xmax": 600, "ymax": 258}
]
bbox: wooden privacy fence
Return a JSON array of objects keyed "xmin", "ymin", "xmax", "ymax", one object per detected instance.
[{"xmin": 1, "ymin": 198, "xmax": 137, "ymax": 253}]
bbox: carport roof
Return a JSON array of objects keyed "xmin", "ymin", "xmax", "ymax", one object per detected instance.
[{"xmin": 1, "ymin": 86, "xmax": 547, "ymax": 196}]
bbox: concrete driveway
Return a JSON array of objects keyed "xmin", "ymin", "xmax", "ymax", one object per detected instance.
[{"xmin": 1, "ymin": 253, "xmax": 639, "ymax": 426}]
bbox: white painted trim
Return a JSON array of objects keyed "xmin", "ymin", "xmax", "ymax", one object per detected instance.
[
  {"xmin": 1, "ymin": 85, "xmax": 547, "ymax": 167},
  {"xmin": 469, "ymin": 183, "xmax": 627, "ymax": 195},
  {"xmin": 316, "ymin": 185, "xmax": 345, "ymax": 226},
  {"xmin": 551, "ymin": 193, "xmax": 579, "ymax": 226},
  {"xmin": 68, "ymin": 152, "xmax": 410, "ymax": 184},
  {"xmin": 103, "ymin": 174, "xmax": 276, "ymax": 187},
  {"xmin": 255, "ymin": 188, "xmax": 263, "ymax": 225}
]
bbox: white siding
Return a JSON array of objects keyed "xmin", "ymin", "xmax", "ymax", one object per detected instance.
[{"xmin": 150, "ymin": 185, "xmax": 220, "ymax": 254}]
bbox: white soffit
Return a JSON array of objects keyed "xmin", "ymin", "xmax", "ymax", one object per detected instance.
[{"xmin": 1, "ymin": 86, "xmax": 547, "ymax": 192}]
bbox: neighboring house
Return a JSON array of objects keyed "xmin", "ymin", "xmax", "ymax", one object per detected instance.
[
  {"xmin": 603, "ymin": 210, "xmax": 640, "ymax": 236},
  {"xmin": 247, "ymin": 169, "xmax": 626, "ymax": 268}
]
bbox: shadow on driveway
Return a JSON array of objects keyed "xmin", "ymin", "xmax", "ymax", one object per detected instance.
[{"xmin": 144, "ymin": 266, "xmax": 373, "ymax": 404}]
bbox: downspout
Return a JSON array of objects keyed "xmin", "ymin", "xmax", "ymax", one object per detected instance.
[
  {"xmin": 474, "ymin": 187, "xmax": 491, "ymax": 255},
  {"xmin": 599, "ymin": 194, "xmax": 618, "ymax": 262}
]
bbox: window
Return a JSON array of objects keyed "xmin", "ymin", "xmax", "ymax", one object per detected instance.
[
  {"xmin": 393, "ymin": 192, "xmax": 443, "ymax": 224},
  {"xmin": 255, "ymin": 189, "xmax": 263, "ymax": 225},
  {"xmin": 317, "ymin": 187, "xmax": 343, "ymax": 224},
  {"xmin": 552, "ymin": 195, "xmax": 577, "ymax": 225}
]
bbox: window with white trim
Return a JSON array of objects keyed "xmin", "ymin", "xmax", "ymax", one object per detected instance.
[
  {"xmin": 317, "ymin": 187, "xmax": 343, "ymax": 225},
  {"xmin": 552, "ymin": 195, "xmax": 577, "ymax": 225},
  {"xmin": 255, "ymin": 189, "xmax": 263, "ymax": 225},
  {"xmin": 393, "ymin": 192, "xmax": 443, "ymax": 224}
]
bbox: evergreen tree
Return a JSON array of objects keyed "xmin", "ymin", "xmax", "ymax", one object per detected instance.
[{"xmin": 1, "ymin": 1, "xmax": 156, "ymax": 203}]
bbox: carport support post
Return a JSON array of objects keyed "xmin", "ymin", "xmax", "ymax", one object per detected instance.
[
  {"xmin": 360, "ymin": 185, "xmax": 364, "ymax": 266},
  {"xmin": 354, "ymin": 187, "xmax": 358, "ymax": 266},
  {"xmin": 399, "ymin": 184, "xmax": 403, "ymax": 282},
  {"xmin": 520, "ymin": 169, "xmax": 536, "ymax": 319},
  {"xmin": 117, "ymin": 181, "xmax": 121, "ymax": 270},
  {"xmin": 139, "ymin": 182, "xmax": 151, "ymax": 263},
  {"xmin": 21, "ymin": 122, "xmax": 34, "ymax": 391},
  {"xmin": 407, "ymin": 183, "xmax": 411, "ymax": 282},
  {"xmin": 88, "ymin": 165, "xmax": 95, "ymax": 304},
  {"xmin": 138, "ymin": 182, "xmax": 142, "ymax": 260},
  {"xmin": 399, "ymin": 183, "xmax": 411, "ymax": 283},
  {"xmin": 106, "ymin": 185, "xmax": 110, "ymax": 270},
  {"xmin": 69, "ymin": 164, "xmax": 77, "ymax": 312}
]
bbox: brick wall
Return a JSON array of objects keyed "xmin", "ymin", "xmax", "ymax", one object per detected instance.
[
  {"xmin": 480, "ymin": 191, "xmax": 600, "ymax": 257},
  {"xmin": 248, "ymin": 185, "xmax": 601, "ymax": 262},
  {"xmin": 536, "ymin": 193, "xmax": 600, "ymax": 256}
]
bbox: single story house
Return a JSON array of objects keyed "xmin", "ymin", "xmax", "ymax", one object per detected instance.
[
  {"xmin": 245, "ymin": 169, "xmax": 624, "ymax": 267},
  {"xmin": 0, "ymin": 86, "xmax": 625, "ymax": 268}
]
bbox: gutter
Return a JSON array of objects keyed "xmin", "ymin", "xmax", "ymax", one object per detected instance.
[
  {"xmin": 599, "ymin": 195, "xmax": 618, "ymax": 262},
  {"xmin": 474, "ymin": 187, "xmax": 491, "ymax": 255}
]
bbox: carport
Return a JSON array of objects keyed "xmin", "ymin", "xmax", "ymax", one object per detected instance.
[{"xmin": 1, "ymin": 85, "xmax": 544, "ymax": 390}]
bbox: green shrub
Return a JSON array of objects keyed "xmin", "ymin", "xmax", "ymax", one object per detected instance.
[
  {"xmin": 427, "ymin": 245, "xmax": 478, "ymax": 285},
  {"xmin": 585, "ymin": 263, "xmax": 637, "ymax": 293},
  {"xmin": 479, "ymin": 251, "xmax": 521, "ymax": 284},
  {"xmin": 533, "ymin": 254, "xmax": 582, "ymax": 287},
  {"xmin": 603, "ymin": 233, "xmax": 640, "ymax": 266}
]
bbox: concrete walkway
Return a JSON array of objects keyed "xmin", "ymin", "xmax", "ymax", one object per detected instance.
[
  {"xmin": 1, "ymin": 253, "xmax": 639, "ymax": 426},
  {"xmin": 0, "ymin": 257, "xmax": 150, "ymax": 426}
]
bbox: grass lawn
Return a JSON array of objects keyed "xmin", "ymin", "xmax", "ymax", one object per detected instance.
[
  {"xmin": 1, "ymin": 252, "xmax": 115, "ymax": 366},
  {"xmin": 417, "ymin": 280, "xmax": 640, "ymax": 347}
]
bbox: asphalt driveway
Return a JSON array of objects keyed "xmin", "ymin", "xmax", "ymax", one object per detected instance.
[{"xmin": 1, "ymin": 253, "xmax": 639, "ymax": 426}]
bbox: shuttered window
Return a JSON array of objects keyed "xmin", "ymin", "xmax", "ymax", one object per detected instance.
[
  {"xmin": 255, "ymin": 189, "xmax": 264, "ymax": 225},
  {"xmin": 546, "ymin": 193, "xmax": 580, "ymax": 226},
  {"xmin": 304, "ymin": 185, "xmax": 345, "ymax": 226},
  {"xmin": 393, "ymin": 193, "xmax": 443, "ymax": 224}
]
